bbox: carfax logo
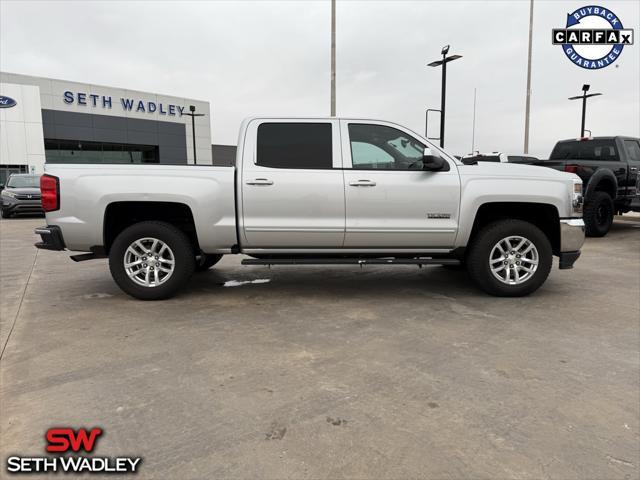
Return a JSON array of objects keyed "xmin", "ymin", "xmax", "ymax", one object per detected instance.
[
  {"xmin": 6, "ymin": 427, "xmax": 142, "ymax": 474},
  {"xmin": 553, "ymin": 5, "xmax": 634, "ymax": 69}
]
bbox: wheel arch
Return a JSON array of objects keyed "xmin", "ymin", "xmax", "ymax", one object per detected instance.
[
  {"xmin": 585, "ymin": 169, "xmax": 617, "ymax": 200},
  {"xmin": 103, "ymin": 201, "xmax": 200, "ymax": 255},
  {"xmin": 466, "ymin": 202, "xmax": 561, "ymax": 255}
]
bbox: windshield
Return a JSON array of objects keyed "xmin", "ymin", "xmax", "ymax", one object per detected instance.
[
  {"xmin": 550, "ymin": 139, "xmax": 618, "ymax": 160},
  {"xmin": 6, "ymin": 175, "xmax": 40, "ymax": 188}
]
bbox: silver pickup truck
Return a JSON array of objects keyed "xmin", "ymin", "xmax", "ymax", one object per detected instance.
[{"xmin": 35, "ymin": 117, "xmax": 585, "ymax": 300}]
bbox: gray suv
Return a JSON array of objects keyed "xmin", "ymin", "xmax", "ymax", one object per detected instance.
[{"xmin": 1, "ymin": 174, "xmax": 43, "ymax": 218}]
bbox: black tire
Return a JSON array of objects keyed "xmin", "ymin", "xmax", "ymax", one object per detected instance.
[
  {"xmin": 109, "ymin": 221, "xmax": 195, "ymax": 300},
  {"xmin": 466, "ymin": 219, "xmax": 552, "ymax": 297},
  {"xmin": 0, "ymin": 209, "xmax": 9, "ymax": 218},
  {"xmin": 195, "ymin": 254, "xmax": 223, "ymax": 272},
  {"xmin": 583, "ymin": 191, "xmax": 614, "ymax": 237}
]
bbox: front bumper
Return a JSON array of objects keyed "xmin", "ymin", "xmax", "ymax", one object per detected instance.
[
  {"xmin": 34, "ymin": 225, "xmax": 66, "ymax": 251},
  {"xmin": 2, "ymin": 198, "xmax": 44, "ymax": 215},
  {"xmin": 558, "ymin": 218, "xmax": 585, "ymax": 270},
  {"xmin": 560, "ymin": 218, "xmax": 585, "ymax": 252}
]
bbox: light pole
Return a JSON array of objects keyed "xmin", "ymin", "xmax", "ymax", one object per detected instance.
[
  {"xmin": 184, "ymin": 105, "xmax": 204, "ymax": 164},
  {"xmin": 471, "ymin": 88, "xmax": 477, "ymax": 154},
  {"xmin": 523, "ymin": 0, "xmax": 534, "ymax": 153},
  {"xmin": 428, "ymin": 45, "xmax": 462, "ymax": 148},
  {"xmin": 330, "ymin": 0, "xmax": 336, "ymax": 116},
  {"xmin": 568, "ymin": 84, "xmax": 601, "ymax": 137}
]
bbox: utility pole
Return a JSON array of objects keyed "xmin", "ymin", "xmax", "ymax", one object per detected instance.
[
  {"xmin": 524, "ymin": 0, "xmax": 534, "ymax": 153},
  {"xmin": 184, "ymin": 105, "xmax": 204, "ymax": 164},
  {"xmin": 568, "ymin": 84, "xmax": 602, "ymax": 137},
  {"xmin": 330, "ymin": 0, "xmax": 336, "ymax": 116},
  {"xmin": 427, "ymin": 45, "xmax": 462, "ymax": 148}
]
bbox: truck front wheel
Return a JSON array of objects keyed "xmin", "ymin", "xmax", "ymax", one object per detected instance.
[
  {"xmin": 466, "ymin": 220, "xmax": 552, "ymax": 297},
  {"xmin": 109, "ymin": 221, "xmax": 195, "ymax": 300},
  {"xmin": 583, "ymin": 191, "xmax": 614, "ymax": 237}
]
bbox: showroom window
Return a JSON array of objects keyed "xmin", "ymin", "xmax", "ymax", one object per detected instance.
[
  {"xmin": 256, "ymin": 123, "xmax": 332, "ymax": 169},
  {"xmin": 44, "ymin": 139, "xmax": 159, "ymax": 164},
  {"xmin": 0, "ymin": 165, "xmax": 28, "ymax": 186}
]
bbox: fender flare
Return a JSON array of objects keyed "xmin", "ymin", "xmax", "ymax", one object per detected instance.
[{"xmin": 584, "ymin": 169, "xmax": 617, "ymax": 201}]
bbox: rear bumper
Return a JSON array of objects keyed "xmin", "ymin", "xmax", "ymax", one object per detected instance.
[
  {"xmin": 34, "ymin": 225, "xmax": 66, "ymax": 251},
  {"xmin": 560, "ymin": 218, "xmax": 585, "ymax": 252}
]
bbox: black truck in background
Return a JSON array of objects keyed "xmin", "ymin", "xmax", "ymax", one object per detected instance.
[{"xmin": 537, "ymin": 136, "xmax": 640, "ymax": 237}]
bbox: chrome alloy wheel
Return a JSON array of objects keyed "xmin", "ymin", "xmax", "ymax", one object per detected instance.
[
  {"xmin": 124, "ymin": 237, "xmax": 175, "ymax": 287},
  {"xmin": 489, "ymin": 236, "xmax": 539, "ymax": 285}
]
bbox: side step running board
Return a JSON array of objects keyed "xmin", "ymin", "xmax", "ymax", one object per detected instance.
[
  {"xmin": 70, "ymin": 253, "xmax": 101, "ymax": 262},
  {"xmin": 242, "ymin": 257, "xmax": 460, "ymax": 266}
]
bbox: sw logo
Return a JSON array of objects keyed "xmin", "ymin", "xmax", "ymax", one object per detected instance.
[
  {"xmin": 6, "ymin": 427, "xmax": 142, "ymax": 474},
  {"xmin": 553, "ymin": 5, "xmax": 634, "ymax": 69},
  {"xmin": 45, "ymin": 427, "xmax": 103, "ymax": 453}
]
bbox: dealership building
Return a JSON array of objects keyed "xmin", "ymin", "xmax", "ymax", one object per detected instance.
[{"xmin": 0, "ymin": 72, "xmax": 215, "ymax": 185}]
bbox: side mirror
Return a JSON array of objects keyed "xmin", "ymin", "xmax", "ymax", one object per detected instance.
[{"xmin": 422, "ymin": 147, "xmax": 447, "ymax": 171}]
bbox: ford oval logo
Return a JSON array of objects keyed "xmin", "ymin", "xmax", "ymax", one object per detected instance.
[{"xmin": 0, "ymin": 96, "xmax": 17, "ymax": 108}]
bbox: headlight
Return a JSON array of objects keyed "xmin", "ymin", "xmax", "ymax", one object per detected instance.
[
  {"xmin": 572, "ymin": 180, "xmax": 583, "ymax": 216},
  {"xmin": 2, "ymin": 190, "xmax": 17, "ymax": 199}
]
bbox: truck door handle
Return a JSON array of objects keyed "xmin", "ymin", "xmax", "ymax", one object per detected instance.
[
  {"xmin": 631, "ymin": 167, "xmax": 639, "ymax": 172},
  {"xmin": 246, "ymin": 178, "xmax": 274, "ymax": 186},
  {"xmin": 349, "ymin": 180, "xmax": 376, "ymax": 187}
]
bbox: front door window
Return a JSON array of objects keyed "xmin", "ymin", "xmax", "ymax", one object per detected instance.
[{"xmin": 348, "ymin": 124, "xmax": 425, "ymax": 170}]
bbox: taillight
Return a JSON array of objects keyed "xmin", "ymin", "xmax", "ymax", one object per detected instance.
[
  {"xmin": 564, "ymin": 164, "xmax": 579, "ymax": 173},
  {"xmin": 40, "ymin": 174, "xmax": 59, "ymax": 212}
]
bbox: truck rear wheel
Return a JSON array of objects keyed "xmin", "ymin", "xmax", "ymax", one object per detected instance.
[
  {"xmin": 109, "ymin": 221, "xmax": 195, "ymax": 300},
  {"xmin": 583, "ymin": 191, "xmax": 614, "ymax": 237},
  {"xmin": 466, "ymin": 220, "xmax": 552, "ymax": 297}
]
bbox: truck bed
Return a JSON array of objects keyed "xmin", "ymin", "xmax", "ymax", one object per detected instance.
[{"xmin": 42, "ymin": 164, "xmax": 237, "ymax": 252}]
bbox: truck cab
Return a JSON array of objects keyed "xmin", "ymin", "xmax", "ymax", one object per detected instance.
[{"xmin": 238, "ymin": 118, "xmax": 459, "ymax": 251}]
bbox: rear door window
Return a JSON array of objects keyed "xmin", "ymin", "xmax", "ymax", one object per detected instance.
[{"xmin": 256, "ymin": 123, "xmax": 332, "ymax": 169}]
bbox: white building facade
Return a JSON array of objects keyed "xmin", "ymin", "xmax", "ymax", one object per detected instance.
[{"xmin": 0, "ymin": 72, "xmax": 212, "ymax": 185}]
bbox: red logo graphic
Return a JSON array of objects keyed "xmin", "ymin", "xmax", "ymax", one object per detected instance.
[{"xmin": 45, "ymin": 428, "xmax": 103, "ymax": 453}]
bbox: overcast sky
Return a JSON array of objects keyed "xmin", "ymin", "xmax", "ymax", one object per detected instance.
[{"xmin": 1, "ymin": 0, "xmax": 638, "ymax": 157}]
